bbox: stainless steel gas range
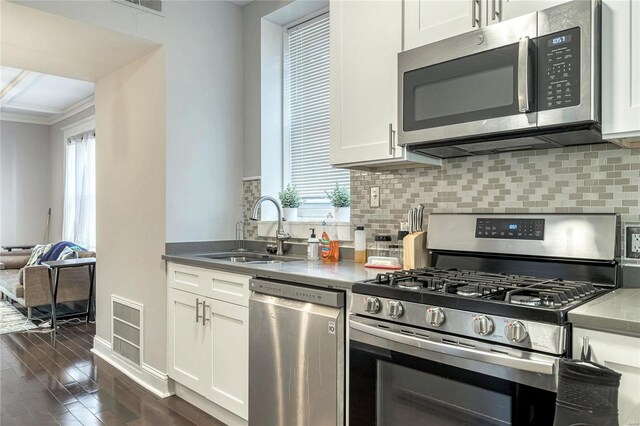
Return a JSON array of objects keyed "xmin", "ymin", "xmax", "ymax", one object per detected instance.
[{"xmin": 349, "ymin": 213, "xmax": 620, "ymax": 426}]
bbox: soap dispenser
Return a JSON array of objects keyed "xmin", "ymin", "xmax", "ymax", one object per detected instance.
[{"xmin": 307, "ymin": 228, "xmax": 320, "ymax": 260}]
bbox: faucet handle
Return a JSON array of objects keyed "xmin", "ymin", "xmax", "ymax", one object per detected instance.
[{"xmin": 277, "ymin": 229, "xmax": 291, "ymax": 240}]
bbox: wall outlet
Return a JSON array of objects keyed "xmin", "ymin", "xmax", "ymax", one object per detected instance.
[
  {"xmin": 370, "ymin": 186, "xmax": 380, "ymax": 208},
  {"xmin": 626, "ymin": 225, "xmax": 640, "ymax": 259}
]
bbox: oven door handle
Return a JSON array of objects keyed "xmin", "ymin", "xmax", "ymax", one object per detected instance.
[
  {"xmin": 517, "ymin": 36, "xmax": 533, "ymax": 113},
  {"xmin": 350, "ymin": 319, "xmax": 555, "ymax": 375}
]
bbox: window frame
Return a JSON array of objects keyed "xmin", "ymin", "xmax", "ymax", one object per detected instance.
[{"xmin": 282, "ymin": 9, "xmax": 349, "ymax": 219}]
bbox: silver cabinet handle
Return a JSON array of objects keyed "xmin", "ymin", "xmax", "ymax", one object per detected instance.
[
  {"xmin": 472, "ymin": 0, "xmax": 481, "ymax": 27},
  {"xmin": 202, "ymin": 301, "xmax": 210, "ymax": 326},
  {"xmin": 492, "ymin": 0, "xmax": 500, "ymax": 21},
  {"xmin": 388, "ymin": 123, "xmax": 396, "ymax": 156},
  {"xmin": 517, "ymin": 36, "xmax": 533, "ymax": 113},
  {"xmin": 195, "ymin": 298, "xmax": 203, "ymax": 323}
]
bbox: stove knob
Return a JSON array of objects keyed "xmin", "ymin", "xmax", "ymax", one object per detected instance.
[
  {"xmin": 387, "ymin": 301, "xmax": 404, "ymax": 319},
  {"xmin": 364, "ymin": 297, "xmax": 381, "ymax": 314},
  {"xmin": 426, "ymin": 307, "xmax": 445, "ymax": 327},
  {"xmin": 472, "ymin": 315, "xmax": 494, "ymax": 336},
  {"xmin": 505, "ymin": 321, "xmax": 528, "ymax": 343}
]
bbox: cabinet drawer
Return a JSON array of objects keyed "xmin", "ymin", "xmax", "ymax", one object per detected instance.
[
  {"xmin": 205, "ymin": 269, "xmax": 251, "ymax": 307},
  {"xmin": 167, "ymin": 263, "xmax": 251, "ymax": 306},
  {"xmin": 168, "ymin": 263, "xmax": 208, "ymax": 294}
]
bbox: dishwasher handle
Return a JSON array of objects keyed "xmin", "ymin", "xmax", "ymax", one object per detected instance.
[{"xmin": 250, "ymin": 278, "xmax": 344, "ymax": 308}]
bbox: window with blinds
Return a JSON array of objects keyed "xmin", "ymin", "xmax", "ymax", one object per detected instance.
[{"xmin": 284, "ymin": 12, "xmax": 349, "ymax": 204}]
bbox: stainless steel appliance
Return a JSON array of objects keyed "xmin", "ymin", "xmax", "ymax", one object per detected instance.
[
  {"xmin": 349, "ymin": 213, "xmax": 620, "ymax": 425},
  {"xmin": 398, "ymin": 0, "xmax": 602, "ymax": 158},
  {"xmin": 249, "ymin": 279, "xmax": 345, "ymax": 425}
]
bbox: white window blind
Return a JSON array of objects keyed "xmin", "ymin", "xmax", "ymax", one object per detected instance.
[{"xmin": 285, "ymin": 12, "xmax": 349, "ymax": 201}]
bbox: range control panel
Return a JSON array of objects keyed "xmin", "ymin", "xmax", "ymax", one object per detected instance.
[
  {"xmin": 475, "ymin": 218, "xmax": 545, "ymax": 240},
  {"xmin": 538, "ymin": 27, "xmax": 581, "ymax": 111}
]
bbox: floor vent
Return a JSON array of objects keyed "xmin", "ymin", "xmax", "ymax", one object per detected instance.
[{"xmin": 111, "ymin": 296, "xmax": 143, "ymax": 366}]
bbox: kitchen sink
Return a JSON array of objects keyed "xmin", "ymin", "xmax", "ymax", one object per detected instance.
[{"xmin": 195, "ymin": 252, "xmax": 302, "ymax": 264}]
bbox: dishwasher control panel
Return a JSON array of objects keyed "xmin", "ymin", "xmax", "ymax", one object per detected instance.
[{"xmin": 250, "ymin": 279, "xmax": 344, "ymax": 307}]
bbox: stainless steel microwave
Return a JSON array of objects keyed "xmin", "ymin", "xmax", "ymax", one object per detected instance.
[{"xmin": 398, "ymin": 0, "xmax": 602, "ymax": 158}]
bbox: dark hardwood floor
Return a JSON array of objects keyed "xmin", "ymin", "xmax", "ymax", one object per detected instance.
[{"xmin": 0, "ymin": 323, "xmax": 226, "ymax": 426}]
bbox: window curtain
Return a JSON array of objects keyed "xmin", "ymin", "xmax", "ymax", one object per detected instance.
[{"xmin": 62, "ymin": 130, "xmax": 96, "ymax": 250}]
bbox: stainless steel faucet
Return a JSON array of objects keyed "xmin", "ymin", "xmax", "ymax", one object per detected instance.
[{"xmin": 249, "ymin": 196, "xmax": 290, "ymax": 256}]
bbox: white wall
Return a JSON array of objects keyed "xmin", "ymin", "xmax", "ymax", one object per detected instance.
[
  {"xmin": 0, "ymin": 121, "xmax": 51, "ymax": 245},
  {"xmin": 17, "ymin": 0, "xmax": 245, "ymax": 243},
  {"xmin": 48, "ymin": 107, "xmax": 96, "ymax": 242},
  {"xmin": 95, "ymin": 48, "xmax": 166, "ymax": 372}
]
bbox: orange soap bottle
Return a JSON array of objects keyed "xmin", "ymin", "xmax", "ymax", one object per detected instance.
[{"xmin": 321, "ymin": 216, "xmax": 340, "ymax": 263}]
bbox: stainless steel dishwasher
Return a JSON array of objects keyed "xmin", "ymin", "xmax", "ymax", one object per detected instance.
[{"xmin": 249, "ymin": 278, "xmax": 345, "ymax": 426}]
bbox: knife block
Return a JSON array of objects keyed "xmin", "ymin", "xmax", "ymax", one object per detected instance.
[{"xmin": 403, "ymin": 231, "xmax": 428, "ymax": 269}]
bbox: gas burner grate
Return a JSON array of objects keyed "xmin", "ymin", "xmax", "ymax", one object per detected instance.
[{"xmin": 365, "ymin": 268, "xmax": 603, "ymax": 308}]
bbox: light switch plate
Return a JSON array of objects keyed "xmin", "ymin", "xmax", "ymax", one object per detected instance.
[{"xmin": 370, "ymin": 186, "xmax": 380, "ymax": 208}]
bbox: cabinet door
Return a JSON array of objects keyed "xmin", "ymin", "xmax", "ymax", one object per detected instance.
[
  {"xmin": 330, "ymin": 0, "xmax": 403, "ymax": 166},
  {"xmin": 573, "ymin": 328, "xmax": 640, "ymax": 425},
  {"xmin": 167, "ymin": 288, "xmax": 207, "ymax": 394},
  {"xmin": 403, "ymin": 0, "xmax": 476, "ymax": 50},
  {"xmin": 602, "ymin": 0, "xmax": 640, "ymax": 145},
  {"xmin": 490, "ymin": 0, "xmax": 568, "ymax": 24},
  {"xmin": 204, "ymin": 299, "xmax": 249, "ymax": 420}
]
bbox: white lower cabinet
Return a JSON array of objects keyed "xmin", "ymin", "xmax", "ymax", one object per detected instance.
[
  {"xmin": 167, "ymin": 265, "xmax": 249, "ymax": 421},
  {"xmin": 205, "ymin": 299, "xmax": 249, "ymax": 419},
  {"xmin": 572, "ymin": 328, "xmax": 640, "ymax": 425}
]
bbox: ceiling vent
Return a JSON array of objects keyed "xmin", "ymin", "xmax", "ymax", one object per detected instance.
[{"xmin": 114, "ymin": 0, "xmax": 162, "ymax": 14}]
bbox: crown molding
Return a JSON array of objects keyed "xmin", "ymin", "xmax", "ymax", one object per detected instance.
[
  {"xmin": 0, "ymin": 112, "xmax": 50, "ymax": 125},
  {"xmin": 49, "ymin": 95, "xmax": 95, "ymax": 125},
  {"xmin": 1, "ymin": 95, "xmax": 95, "ymax": 126}
]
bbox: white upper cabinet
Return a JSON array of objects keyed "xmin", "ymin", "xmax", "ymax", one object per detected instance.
[
  {"xmin": 330, "ymin": 0, "xmax": 440, "ymax": 168},
  {"xmin": 488, "ymin": 0, "xmax": 569, "ymax": 25},
  {"xmin": 403, "ymin": 0, "xmax": 477, "ymax": 50},
  {"xmin": 403, "ymin": 0, "xmax": 570, "ymax": 50},
  {"xmin": 602, "ymin": 0, "xmax": 640, "ymax": 147}
]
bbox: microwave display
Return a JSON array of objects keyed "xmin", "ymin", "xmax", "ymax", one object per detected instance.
[{"xmin": 538, "ymin": 27, "xmax": 581, "ymax": 111}]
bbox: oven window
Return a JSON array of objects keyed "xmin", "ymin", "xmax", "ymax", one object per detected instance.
[
  {"xmin": 377, "ymin": 361, "xmax": 511, "ymax": 425},
  {"xmin": 414, "ymin": 65, "xmax": 514, "ymax": 121},
  {"xmin": 403, "ymin": 43, "xmax": 522, "ymax": 132}
]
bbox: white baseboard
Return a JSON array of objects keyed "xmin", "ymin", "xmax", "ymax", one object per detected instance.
[
  {"xmin": 92, "ymin": 335, "xmax": 174, "ymax": 398},
  {"xmin": 174, "ymin": 382, "xmax": 248, "ymax": 426}
]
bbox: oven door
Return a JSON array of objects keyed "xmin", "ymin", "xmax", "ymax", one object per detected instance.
[
  {"xmin": 398, "ymin": 12, "xmax": 537, "ymax": 146},
  {"xmin": 349, "ymin": 316, "xmax": 557, "ymax": 426}
]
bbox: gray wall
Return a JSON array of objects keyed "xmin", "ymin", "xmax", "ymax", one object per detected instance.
[
  {"xmin": 0, "ymin": 121, "xmax": 51, "ymax": 245},
  {"xmin": 20, "ymin": 0, "xmax": 245, "ymax": 243},
  {"xmin": 48, "ymin": 106, "xmax": 96, "ymax": 242}
]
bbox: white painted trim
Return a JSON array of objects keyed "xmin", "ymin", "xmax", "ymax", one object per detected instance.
[
  {"xmin": 174, "ymin": 382, "xmax": 247, "ymax": 426},
  {"xmin": 0, "ymin": 112, "xmax": 50, "ymax": 125},
  {"xmin": 242, "ymin": 176, "xmax": 261, "ymax": 182},
  {"xmin": 61, "ymin": 115, "xmax": 96, "ymax": 134},
  {"xmin": 50, "ymin": 96, "xmax": 95, "ymax": 125},
  {"xmin": 92, "ymin": 335, "xmax": 174, "ymax": 398},
  {"xmin": 258, "ymin": 220, "xmax": 353, "ymax": 241}
]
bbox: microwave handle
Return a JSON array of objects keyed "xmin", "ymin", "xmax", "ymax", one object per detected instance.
[{"xmin": 518, "ymin": 36, "xmax": 533, "ymax": 113}]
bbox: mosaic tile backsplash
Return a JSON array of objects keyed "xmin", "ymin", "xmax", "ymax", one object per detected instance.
[{"xmin": 244, "ymin": 143, "xmax": 640, "ymax": 243}]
